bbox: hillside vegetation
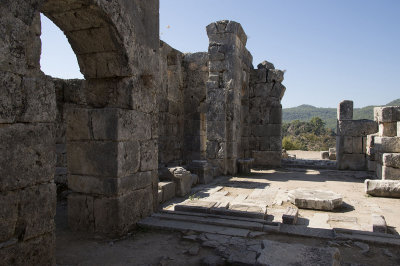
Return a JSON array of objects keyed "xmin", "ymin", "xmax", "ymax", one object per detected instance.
[
  {"xmin": 282, "ymin": 117, "xmax": 336, "ymax": 151},
  {"xmin": 283, "ymin": 98, "xmax": 400, "ymax": 130}
]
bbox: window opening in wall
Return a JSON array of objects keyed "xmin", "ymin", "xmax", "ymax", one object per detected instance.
[{"xmin": 40, "ymin": 14, "xmax": 83, "ymax": 79}]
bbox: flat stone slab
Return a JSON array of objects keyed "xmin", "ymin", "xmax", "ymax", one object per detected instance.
[
  {"xmin": 365, "ymin": 179, "xmax": 400, "ymax": 198},
  {"xmin": 257, "ymin": 240, "xmax": 340, "ymax": 266},
  {"xmin": 288, "ymin": 188, "xmax": 343, "ymax": 211},
  {"xmin": 174, "ymin": 200, "xmax": 217, "ymax": 213}
]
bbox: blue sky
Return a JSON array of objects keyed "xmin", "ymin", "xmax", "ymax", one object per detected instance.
[{"xmin": 40, "ymin": 0, "xmax": 400, "ymax": 108}]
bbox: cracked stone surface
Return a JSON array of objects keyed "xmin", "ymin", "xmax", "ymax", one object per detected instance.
[{"xmin": 288, "ymin": 188, "xmax": 343, "ymax": 210}]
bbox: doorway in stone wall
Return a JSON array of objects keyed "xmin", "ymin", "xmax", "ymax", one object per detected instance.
[{"xmin": 38, "ymin": 0, "xmax": 158, "ymax": 237}]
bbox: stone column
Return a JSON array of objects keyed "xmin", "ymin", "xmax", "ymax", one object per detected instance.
[
  {"xmin": 205, "ymin": 20, "xmax": 251, "ymax": 175},
  {"xmin": 336, "ymin": 100, "xmax": 378, "ymax": 170}
]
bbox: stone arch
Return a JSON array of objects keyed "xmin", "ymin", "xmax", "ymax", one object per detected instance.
[
  {"xmin": 40, "ymin": 0, "xmax": 131, "ymax": 78},
  {"xmin": 0, "ymin": 0, "xmax": 159, "ymax": 264}
]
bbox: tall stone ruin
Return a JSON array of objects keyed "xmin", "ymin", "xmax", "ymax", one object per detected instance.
[{"xmin": 0, "ymin": 1, "xmax": 287, "ymax": 263}]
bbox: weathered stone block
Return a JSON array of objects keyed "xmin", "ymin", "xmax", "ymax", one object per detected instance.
[
  {"xmin": 140, "ymin": 139, "xmax": 158, "ymax": 172},
  {"xmin": 0, "ymin": 123, "xmax": 55, "ymax": 191},
  {"xmin": 381, "ymin": 166, "xmax": 400, "ymax": 180},
  {"xmin": 337, "ymin": 154, "xmax": 366, "ymax": 170},
  {"xmin": 66, "ymin": 107, "xmax": 91, "ymax": 141},
  {"xmin": 0, "ymin": 233, "xmax": 55, "ymax": 266},
  {"xmin": 252, "ymin": 151, "xmax": 281, "ymax": 167},
  {"xmin": 382, "ymin": 153, "xmax": 400, "ymax": 168},
  {"xmin": 398, "ymin": 122, "xmax": 400, "ymax": 137},
  {"xmin": 372, "ymin": 214, "xmax": 387, "ymax": 233},
  {"xmin": 187, "ymin": 160, "xmax": 214, "ymax": 184},
  {"xmin": 159, "ymin": 167, "xmax": 193, "ymax": 196},
  {"xmin": 67, "ymin": 141, "xmax": 140, "ymax": 178},
  {"xmin": 338, "ymin": 100, "xmax": 353, "ymax": 120},
  {"xmin": 158, "ymin": 181, "xmax": 176, "ymax": 202},
  {"xmin": 352, "ymin": 136, "xmax": 363, "ymax": 154},
  {"xmin": 343, "ymin": 136, "xmax": 353, "ymax": 153},
  {"xmin": 374, "ymin": 106, "xmax": 400, "ymax": 123},
  {"xmin": 288, "ymin": 189, "xmax": 343, "ymax": 211},
  {"xmin": 69, "ymin": 187, "xmax": 153, "ymax": 236},
  {"xmin": 379, "ymin": 122, "xmax": 397, "ymax": 137},
  {"xmin": 320, "ymin": 151, "xmax": 329, "ymax": 160},
  {"xmin": 257, "ymin": 240, "xmax": 340, "ymax": 266},
  {"xmin": 337, "ymin": 120, "xmax": 378, "ymax": 136},
  {"xmin": 93, "ymin": 186, "xmax": 153, "ymax": 236},
  {"xmin": 17, "ymin": 75, "xmax": 57, "ymax": 123},
  {"xmin": 365, "ymin": 179, "xmax": 400, "ymax": 198},
  {"xmin": 374, "ymin": 137, "xmax": 400, "ymax": 153},
  {"xmin": 0, "ymin": 71, "xmax": 22, "ymax": 123},
  {"xmin": 68, "ymin": 171, "xmax": 154, "ymax": 196},
  {"xmin": 282, "ymin": 206, "xmax": 299, "ymax": 225},
  {"xmin": 91, "ymin": 108, "xmax": 152, "ymax": 141},
  {"xmin": 237, "ymin": 158, "xmax": 254, "ymax": 174}
]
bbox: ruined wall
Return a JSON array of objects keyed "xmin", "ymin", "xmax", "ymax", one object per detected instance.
[
  {"xmin": 0, "ymin": 0, "xmax": 160, "ymax": 263},
  {"xmin": 249, "ymin": 62, "xmax": 285, "ymax": 167},
  {"xmin": 53, "ymin": 78, "xmax": 84, "ymax": 193},
  {"xmin": 205, "ymin": 20, "xmax": 253, "ymax": 175},
  {"xmin": 182, "ymin": 52, "xmax": 209, "ymax": 162},
  {"xmin": 366, "ymin": 106, "xmax": 400, "ymax": 179},
  {"xmin": 158, "ymin": 41, "xmax": 185, "ymax": 166},
  {"xmin": 336, "ymin": 100, "xmax": 378, "ymax": 170}
]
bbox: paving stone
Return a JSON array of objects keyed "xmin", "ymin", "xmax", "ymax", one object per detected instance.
[
  {"xmin": 282, "ymin": 206, "xmax": 298, "ymax": 225},
  {"xmin": 174, "ymin": 200, "xmax": 217, "ymax": 213},
  {"xmin": 365, "ymin": 179, "xmax": 400, "ymax": 198},
  {"xmin": 288, "ymin": 188, "xmax": 343, "ymax": 211},
  {"xmin": 372, "ymin": 214, "xmax": 387, "ymax": 234},
  {"xmin": 257, "ymin": 239, "xmax": 340, "ymax": 266}
]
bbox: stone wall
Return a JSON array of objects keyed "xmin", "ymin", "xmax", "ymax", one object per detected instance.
[
  {"xmin": 336, "ymin": 100, "xmax": 378, "ymax": 170},
  {"xmin": 182, "ymin": 52, "xmax": 209, "ymax": 162},
  {"xmin": 0, "ymin": 0, "xmax": 160, "ymax": 263},
  {"xmin": 158, "ymin": 41, "xmax": 185, "ymax": 166},
  {"xmin": 366, "ymin": 106, "xmax": 400, "ymax": 179},
  {"xmin": 249, "ymin": 62, "xmax": 286, "ymax": 167},
  {"xmin": 205, "ymin": 20, "xmax": 253, "ymax": 175}
]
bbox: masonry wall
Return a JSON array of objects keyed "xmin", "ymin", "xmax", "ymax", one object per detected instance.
[
  {"xmin": 158, "ymin": 41, "xmax": 185, "ymax": 166},
  {"xmin": 336, "ymin": 100, "xmax": 378, "ymax": 170},
  {"xmin": 182, "ymin": 52, "xmax": 209, "ymax": 162},
  {"xmin": 249, "ymin": 62, "xmax": 286, "ymax": 167},
  {"xmin": 367, "ymin": 106, "xmax": 400, "ymax": 179},
  {"xmin": 1, "ymin": 1, "xmax": 160, "ymax": 264}
]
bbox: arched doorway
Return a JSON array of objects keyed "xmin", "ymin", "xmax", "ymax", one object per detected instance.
[{"xmin": 0, "ymin": 0, "xmax": 160, "ymax": 264}]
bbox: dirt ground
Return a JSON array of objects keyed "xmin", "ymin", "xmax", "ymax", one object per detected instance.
[{"xmin": 56, "ymin": 154, "xmax": 400, "ymax": 265}]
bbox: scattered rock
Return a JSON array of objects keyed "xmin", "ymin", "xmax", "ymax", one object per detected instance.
[
  {"xmin": 182, "ymin": 235, "xmax": 198, "ymax": 241},
  {"xmin": 188, "ymin": 245, "xmax": 200, "ymax": 256},
  {"xmin": 354, "ymin": 242, "xmax": 369, "ymax": 254},
  {"xmin": 382, "ymin": 248, "xmax": 394, "ymax": 257},
  {"xmin": 200, "ymin": 255, "xmax": 225, "ymax": 266}
]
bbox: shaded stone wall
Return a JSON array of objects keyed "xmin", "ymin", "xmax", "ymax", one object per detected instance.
[
  {"xmin": 336, "ymin": 100, "xmax": 378, "ymax": 170},
  {"xmin": 249, "ymin": 62, "xmax": 286, "ymax": 167},
  {"xmin": 158, "ymin": 41, "xmax": 185, "ymax": 166},
  {"xmin": 0, "ymin": 0, "xmax": 160, "ymax": 264},
  {"xmin": 182, "ymin": 52, "xmax": 209, "ymax": 162}
]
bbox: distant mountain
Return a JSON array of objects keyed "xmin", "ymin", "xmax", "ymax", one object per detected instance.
[{"xmin": 283, "ymin": 99, "xmax": 400, "ymax": 130}]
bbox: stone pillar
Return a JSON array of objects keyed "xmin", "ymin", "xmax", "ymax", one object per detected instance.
[
  {"xmin": 336, "ymin": 100, "xmax": 378, "ymax": 170},
  {"xmin": 248, "ymin": 61, "xmax": 286, "ymax": 168},
  {"xmin": 205, "ymin": 20, "xmax": 251, "ymax": 175}
]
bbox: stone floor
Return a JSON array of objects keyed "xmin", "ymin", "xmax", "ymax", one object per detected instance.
[
  {"xmin": 162, "ymin": 167, "xmax": 400, "ymax": 234},
  {"xmin": 55, "ymin": 166, "xmax": 400, "ymax": 265}
]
